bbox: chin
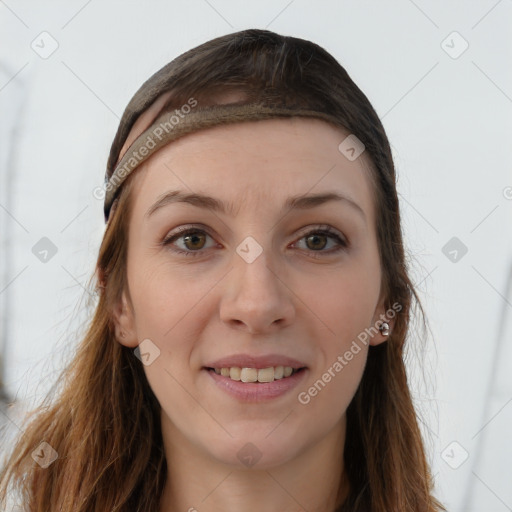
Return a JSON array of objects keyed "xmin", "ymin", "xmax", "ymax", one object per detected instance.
[{"xmin": 205, "ymin": 430, "xmax": 304, "ymax": 470}]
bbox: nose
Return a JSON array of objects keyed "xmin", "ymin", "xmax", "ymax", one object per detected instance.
[{"xmin": 219, "ymin": 246, "xmax": 295, "ymax": 335}]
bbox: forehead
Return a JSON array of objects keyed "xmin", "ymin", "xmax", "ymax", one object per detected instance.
[{"xmin": 129, "ymin": 117, "xmax": 376, "ymax": 224}]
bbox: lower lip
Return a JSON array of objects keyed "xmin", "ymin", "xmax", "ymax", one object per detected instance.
[{"xmin": 204, "ymin": 368, "xmax": 307, "ymax": 402}]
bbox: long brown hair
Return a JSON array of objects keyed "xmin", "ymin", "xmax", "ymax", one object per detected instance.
[{"xmin": 0, "ymin": 28, "xmax": 445, "ymax": 511}]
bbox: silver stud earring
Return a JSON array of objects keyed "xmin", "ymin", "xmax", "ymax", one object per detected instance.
[{"xmin": 379, "ymin": 322, "xmax": 390, "ymax": 336}]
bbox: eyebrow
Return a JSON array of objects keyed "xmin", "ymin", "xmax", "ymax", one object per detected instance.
[{"xmin": 145, "ymin": 190, "xmax": 366, "ymax": 222}]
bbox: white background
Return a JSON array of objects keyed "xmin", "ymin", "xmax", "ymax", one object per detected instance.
[{"xmin": 1, "ymin": 1, "xmax": 511, "ymax": 510}]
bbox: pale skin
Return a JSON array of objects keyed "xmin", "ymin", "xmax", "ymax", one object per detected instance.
[{"xmin": 113, "ymin": 117, "xmax": 394, "ymax": 512}]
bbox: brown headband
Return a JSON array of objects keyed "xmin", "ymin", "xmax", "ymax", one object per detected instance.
[{"xmin": 103, "ymin": 101, "xmax": 342, "ymax": 223}]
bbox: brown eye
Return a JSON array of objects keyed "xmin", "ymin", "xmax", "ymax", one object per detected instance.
[
  {"xmin": 182, "ymin": 231, "xmax": 207, "ymax": 250},
  {"xmin": 163, "ymin": 228, "xmax": 216, "ymax": 256},
  {"xmin": 294, "ymin": 227, "xmax": 347, "ymax": 255},
  {"xmin": 305, "ymin": 233, "xmax": 328, "ymax": 251}
]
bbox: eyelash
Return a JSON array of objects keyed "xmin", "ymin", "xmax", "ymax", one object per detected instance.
[{"xmin": 161, "ymin": 225, "xmax": 347, "ymax": 259}]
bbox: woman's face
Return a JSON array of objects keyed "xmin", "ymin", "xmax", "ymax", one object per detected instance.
[{"xmin": 115, "ymin": 117, "xmax": 390, "ymax": 469}]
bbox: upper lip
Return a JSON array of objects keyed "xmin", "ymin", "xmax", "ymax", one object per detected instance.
[{"xmin": 204, "ymin": 353, "xmax": 307, "ymax": 370}]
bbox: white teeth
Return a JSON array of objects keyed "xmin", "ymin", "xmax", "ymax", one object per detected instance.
[
  {"xmin": 257, "ymin": 367, "xmax": 275, "ymax": 383},
  {"xmin": 240, "ymin": 368, "xmax": 258, "ymax": 383},
  {"xmin": 211, "ymin": 365, "xmax": 299, "ymax": 383},
  {"xmin": 229, "ymin": 367, "xmax": 241, "ymax": 381}
]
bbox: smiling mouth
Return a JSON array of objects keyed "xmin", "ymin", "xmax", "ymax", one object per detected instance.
[{"xmin": 205, "ymin": 366, "xmax": 306, "ymax": 383}]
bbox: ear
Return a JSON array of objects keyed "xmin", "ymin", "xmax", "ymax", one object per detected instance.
[
  {"xmin": 112, "ymin": 290, "xmax": 139, "ymax": 348},
  {"xmin": 369, "ymin": 293, "xmax": 396, "ymax": 347}
]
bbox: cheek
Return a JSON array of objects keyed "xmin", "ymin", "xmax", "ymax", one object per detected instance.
[
  {"xmin": 303, "ymin": 260, "xmax": 380, "ymax": 342},
  {"xmin": 295, "ymin": 255, "xmax": 378, "ymax": 410},
  {"xmin": 294, "ymin": 340, "xmax": 367, "ymax": 449},
  {"xmin": 128, "ymin": 256, "xmax": 205, "ymax": 330},
  {"xmin": 127, "ymin": 259, "xmax": 222, "ymax": 374},
  {"xmin": 302, "ymin": 347, "xmax": 367, "ymax": 403}
]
